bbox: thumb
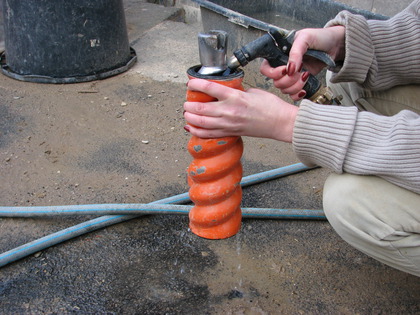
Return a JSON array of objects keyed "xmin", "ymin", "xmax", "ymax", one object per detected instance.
[{"xmin": 287, "ymin": 31, "xmax": 310, "ymax": 76}]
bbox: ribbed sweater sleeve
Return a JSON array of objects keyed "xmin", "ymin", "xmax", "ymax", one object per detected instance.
[
  {"xmin": 325, "ymin": 0, "xmax": 420, "ymax": 90},
  {"xmin": 292, "ymin": 1, "xmax": 420, "ymax": 194},
  {"xmin": 294, "ymin": 103, "xmax": 420, "ymax": 193}
]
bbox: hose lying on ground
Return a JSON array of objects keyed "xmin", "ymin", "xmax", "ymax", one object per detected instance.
[
  {"xmin": 0, "ymin": 203, "xmax": 325, "ymax": 219},
  {"xmin": 0, "ymin": 163, "xmax": 324, "ymax": 267}
]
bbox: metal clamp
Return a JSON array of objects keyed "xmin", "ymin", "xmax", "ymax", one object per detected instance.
[{"xmin": 309, "ymin": 86, "xmax": 341, "ymax": 105}]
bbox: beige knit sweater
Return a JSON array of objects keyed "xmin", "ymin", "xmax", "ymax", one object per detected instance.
[{"xmin": 293, "ymin": 0, "xmax": 420, "ymax": 194}]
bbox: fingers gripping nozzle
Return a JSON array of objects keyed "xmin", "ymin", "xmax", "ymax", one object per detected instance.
[{"xmin": 227, "ymin": 29, "xmax": 337, "ymax": 104}]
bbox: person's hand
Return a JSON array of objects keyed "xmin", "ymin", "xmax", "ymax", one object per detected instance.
[
  {"xmin": 260, "ymin": 26, "xmax": 345, "ymax": 100},
  {"xmin": 183, "ymin": 78, "xmax": 298, "ymax": 142}
]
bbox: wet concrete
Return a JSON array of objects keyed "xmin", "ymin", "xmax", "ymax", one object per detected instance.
[{"xmin": 1, "ymin": 0, "xmax": 419, "ymax": 314}]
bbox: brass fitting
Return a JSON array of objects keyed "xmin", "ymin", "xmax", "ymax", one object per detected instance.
[{"xmin": 309, "ymin": 86, "xmax": 339, "ymax": 105}]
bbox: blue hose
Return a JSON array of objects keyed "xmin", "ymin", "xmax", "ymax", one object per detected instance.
[
  {"xmin": 0, "ymin": 163, "xmax": 320, "ymax": 267},
  {"xmin": 0, "ymin": 203, "xmax": 325, "ymax": 219}
]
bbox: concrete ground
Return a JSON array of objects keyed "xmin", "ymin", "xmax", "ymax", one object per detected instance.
[{"xmin": 1, "ymin": 0, "xmax": 419, "ymax": 314}]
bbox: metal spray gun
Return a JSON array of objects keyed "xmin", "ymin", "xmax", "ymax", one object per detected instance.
[{"xmin": 227, "ymin": 27, "xmax": 341, "ymax": 105}]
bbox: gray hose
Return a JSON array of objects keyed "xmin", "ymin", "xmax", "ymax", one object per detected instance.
[
  {"xmin": 0, "ymin": 163, "xmax": 319, "ymax": 267},
  {"xmin": 0, "ymin": 203, "xmax": 325, "ymax": 219}
]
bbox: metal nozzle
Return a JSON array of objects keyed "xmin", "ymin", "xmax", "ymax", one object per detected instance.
[
  {"xmin": 227, "ymin": 55, "xmax": 241, "ymax": 70},
  {"xmin": 198, "ymin": 30, "xmax": 228, "ymax": 75}
]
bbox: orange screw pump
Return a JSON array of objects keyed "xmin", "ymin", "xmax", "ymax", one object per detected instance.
[{"xmin": 186, "ymin": 65, "xmax": 245, "ymax": 239}]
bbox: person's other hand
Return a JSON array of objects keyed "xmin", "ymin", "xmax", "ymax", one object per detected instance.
[{"xmin": 260, "ymin": 26, "xmax": 345, "ymax": 100}]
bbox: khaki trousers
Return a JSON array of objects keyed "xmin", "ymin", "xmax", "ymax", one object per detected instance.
[{"xmin": 323, "ymin": 75, "xmax": 420, "ymax": 277}]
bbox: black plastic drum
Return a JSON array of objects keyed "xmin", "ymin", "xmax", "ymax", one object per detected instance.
[{"xmin": 0, "ymin": 0, "xmax": 136, "ymax": 83}]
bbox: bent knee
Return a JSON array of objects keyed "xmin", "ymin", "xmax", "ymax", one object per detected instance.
[
  {"xmin": 322, "ymin": 173, "xmax": 403, "ymax": 239},
  {"xmin": 323, "ymin": 173, "xmax": 362, "ymax": 222},
  {"xmin": 322, "ymin": 172, "xmax": 384, "ymax": 236}
]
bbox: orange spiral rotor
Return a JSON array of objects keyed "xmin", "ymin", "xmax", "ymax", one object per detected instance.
[{"xmin": 186, "ymin": 66, "xmax": 244, "ymax": 239}]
